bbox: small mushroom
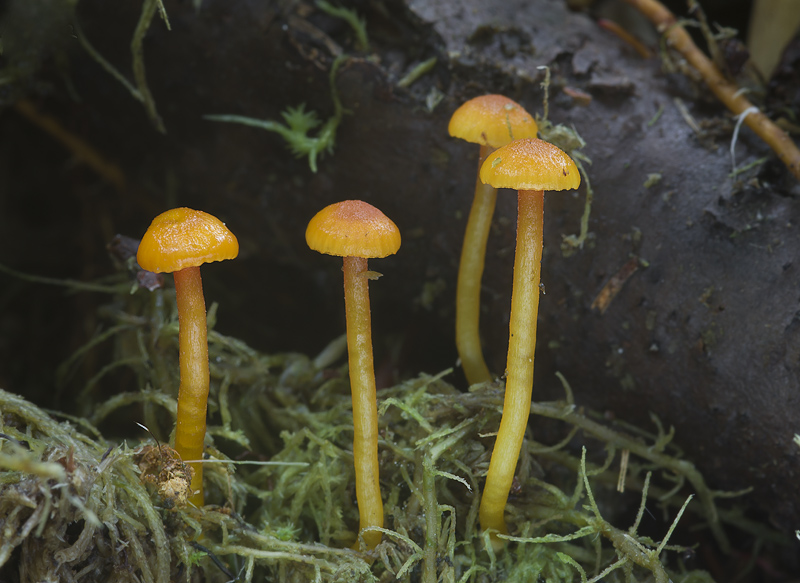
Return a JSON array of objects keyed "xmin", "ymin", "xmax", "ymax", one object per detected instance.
[
  {"xmin": 137, "ymin": 207, "xmax": 239, "ymax": 506},
  {"xmin": 477, "ymin": 139, "xmax": 579, "ymax": 546},
  {"xmin": 448, "ymin": 95, "xmax": 538, "ymax": 385},
  {"xmin": 306, "ymin": 200, "xmax": 401, "ymax": 550}
]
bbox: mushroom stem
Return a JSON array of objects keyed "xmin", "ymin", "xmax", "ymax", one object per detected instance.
[
  {"xmin": 173, "ymin": 265, "xmax": 209, "ymax": 507},
  {"xmin": 479, "ymin": 189, "xmax": 543, "ymax": 544},
  {"xmin": 343, "ymin": 255, "xmax": 384, "ymax": 550},
  {"xmin": 456, "ymin": 144, "xmax": 496, "ymax": 385}
]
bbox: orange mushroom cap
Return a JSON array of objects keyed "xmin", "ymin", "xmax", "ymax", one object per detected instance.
[
  {"xmin": 137, "ymin": 207, "xmax": 239, "ymax": 273},
  {"xmin": 448, "ymin": 95, "xmax": 538, "ymax": 149},
  {"xmin": 306, "ymin": 200, "xmax": 401, "ymax": 259},
  {"xmin": 480, "ymin": 138, "xmax": 581, "ymax": 191}
]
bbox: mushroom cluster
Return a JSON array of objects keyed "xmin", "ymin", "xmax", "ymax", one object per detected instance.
[
  {"xmin": 133, "ymin": 96, "xmax": 579, "ymax": 555},
  {"xmin": 448, "ymin": 98, "xmax": 581, "ymax": 546},
  {"xmin": 448, "ymin": 95, "xmax": 538, "ymax": 386}
]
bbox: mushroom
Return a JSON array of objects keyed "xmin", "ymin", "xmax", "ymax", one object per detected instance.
[
  {"xmin": 477, "ymin": 138, "xmax": 580, "ymax": 545},
  {"xmin": 448, "ymin": 95, "xmax": 538, "ymax": 385},
  {"xmin": 306, "ymin": 200, "xmax": 401, "ymax": 551},
  {"xmin": 137, "ymin": 207, "xmax": 239, "ymax": 506}
]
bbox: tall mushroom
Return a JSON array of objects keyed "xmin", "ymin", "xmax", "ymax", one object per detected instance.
[
  {"xmin": 306, "ymin": 200, "xmax": 401, "ymax": 550},
  {"xmin": 477, "ymin": 138, "xmax": 580, "ymax": 546},
  {"xmin": 448, "ymin": 95, "xmax": 538, "ymax": 385},
  {"xmin": 137, "ymin": 207, "xmax": 239, "ymax": 506}
]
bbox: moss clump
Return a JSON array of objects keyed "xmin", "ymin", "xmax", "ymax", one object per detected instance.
[{"xmin": 0, "ymin": 268, "xmax": 789, "ymax": 582}]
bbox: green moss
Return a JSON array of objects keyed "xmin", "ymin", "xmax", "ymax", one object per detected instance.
[
  {"xmin": 535, "ymin": 67, "xmax": 594, "ymax": 257},
  {"xmin": 205, "ymin": 56, "xmax": 348, "ymax": 173},
  {"xmin": 316, "ymin": 1, "xmax": 369, "ymax": 52},
  {"xmin": 71, "ymin": 0, "xmax": 168, "ymax": 132},
  {"xmin": 0, "ymin": 267, "xmax": 790, "ymax": 582},
  {"xmin": 643, "ymin": 173, "xmax": 663, "ymax": 188}
]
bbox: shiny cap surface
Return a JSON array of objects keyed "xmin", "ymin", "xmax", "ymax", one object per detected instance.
[
  {"xmin": 448, "ymin": 95, "xmax": 538, "ymax": 148},
  {"xmin": 306, "ymin": 200, "xmax": 401, "ymax": 259},
  {"xmin": 480, "ymin": 138, "xmax": 580, "ymax": 191},
  {"xmin": 137, "ymin": 207, "xmax": 239, "ymax": 273}
]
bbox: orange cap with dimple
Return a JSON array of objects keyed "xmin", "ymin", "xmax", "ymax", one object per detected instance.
[
  {"xmin": 306, "ymin": 200, "xmax": 401, "ymax": 259},
  {"xmin": 137, "ymin": 207, "xmax": 239, "ymax": 273},
  {"xmin": 448, "ymin": 95, "xmax": 538, "ymax": 149},
  {"xmin": 480, "ymin": 138, "xmax": 581, "ymax": 191}
]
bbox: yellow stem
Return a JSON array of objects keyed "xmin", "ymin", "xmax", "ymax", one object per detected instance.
[
  {"xmin": 173, "ymin": 266, "xmax": 209, "ymax": 507},
  {"xmin": 479, "ymin": 190, "xmax": 544, "ymax": 547},
  {"xmin": 456, "ymin": 144, "xmax": 495, "ymax": 385},
  {"xmin": 343, "ymin": 256, "xmax": 384, "ymax": 550}
]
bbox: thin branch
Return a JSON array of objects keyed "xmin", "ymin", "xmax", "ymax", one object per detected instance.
[
  {"xmin": 625, "ymin": 0, "xmax": 800, "ymax": 180},
  {"xmin": 13, "ymin": 100, "xmax": 126, "ymax": 190},
  {"xmin": 131, "ymin": 0, "xmax": 166, "ymax": 133}
]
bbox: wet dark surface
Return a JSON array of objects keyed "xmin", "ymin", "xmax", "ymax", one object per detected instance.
[{"xmin": 1, "ymin": 0, "xmax": 799, "ymax": 553}]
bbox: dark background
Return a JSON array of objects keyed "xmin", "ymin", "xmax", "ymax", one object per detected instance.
[{"xmin": 1, "ymin": 0, "xmax": 799, "ymax": 568}]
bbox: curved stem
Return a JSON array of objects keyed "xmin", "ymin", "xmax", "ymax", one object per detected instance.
[
  {"xmin": 479, "ymin": 190, "xmax": 544, "ymax": 547},
  {"xmin": 343, "ymin": 256, "xmax": 384, "ymax": 550},
  {"xmin": 173, "ymin": 265, "xmax": 209, "ymax": 506},
  {"xmin": 456, "ymin": 144, "xmax": 496, "ymax": 385}
]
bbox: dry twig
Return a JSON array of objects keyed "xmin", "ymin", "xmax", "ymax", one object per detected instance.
[
  {"xmin": 625, "ymin": 0, "xmax": 800, "ymax": 181},
  {"xmin": 598, "ymin": 18, "xmax": 653, "ymax": 58},
  {"xmin": 14, "ymin": 100, "xmax": 126, "ymax": 191}
]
